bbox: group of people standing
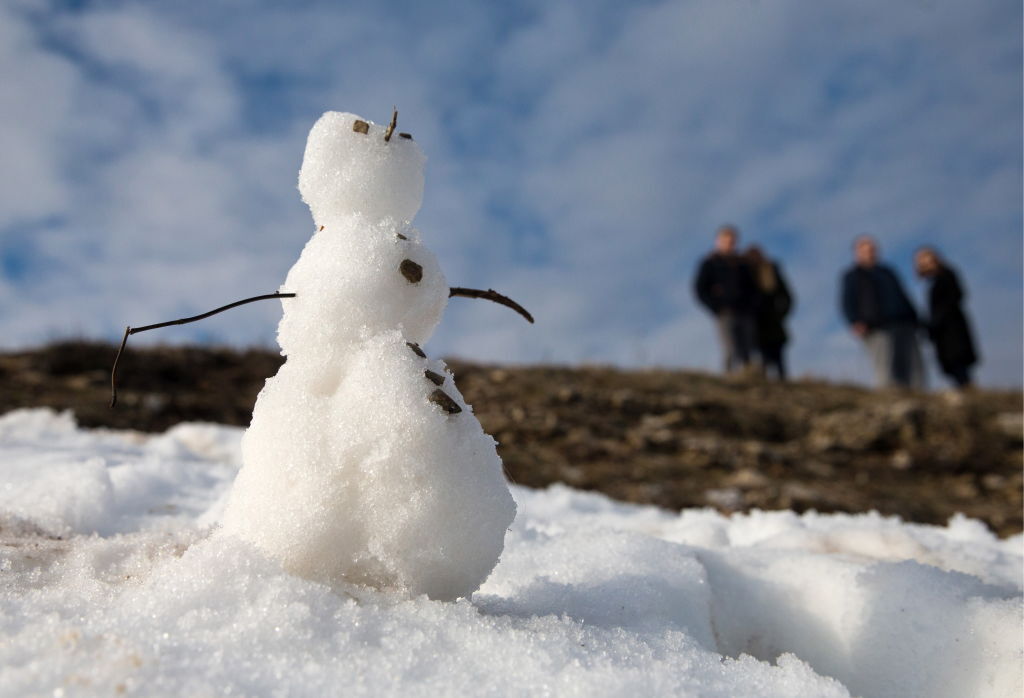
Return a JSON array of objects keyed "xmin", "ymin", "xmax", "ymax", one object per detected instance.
[
  {"xmin": 694, "ymin": 225, "xmax": 794, "ymax": 379},
  {"xmin": 841, "ymin": 235, "xmax": 978, "ymax": 389},
  {"xmin": 694, "ymin": 226, "xmax": 979, "ymax": 390}
]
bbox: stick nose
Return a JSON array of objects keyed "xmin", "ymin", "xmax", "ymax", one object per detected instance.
[{"xmin": 384, "ymin": 107, "xmax": 398, "ymax": 142}]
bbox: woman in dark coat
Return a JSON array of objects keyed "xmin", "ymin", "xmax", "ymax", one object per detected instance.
[
  {"xmin": 914, "ymin": 247, "xmax": 979, "ymax": 387},
  {"xmin": 745, "ymin": 246, "xmax": 794, "ymax": 379}
]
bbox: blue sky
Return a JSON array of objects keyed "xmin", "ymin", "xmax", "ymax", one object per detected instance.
[{"xmin": 1, "ymin": 0, "xmax": 1021, "ymax": 386}]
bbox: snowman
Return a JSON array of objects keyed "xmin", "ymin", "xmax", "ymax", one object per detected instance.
[{"xmin": 215, "ymin": 111, "xmax": 524, "ymax": 601}]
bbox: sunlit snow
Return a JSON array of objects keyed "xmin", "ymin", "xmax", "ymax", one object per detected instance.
[{"xmin": 1, "ymin": 408, "xmax": 1020, "ymax": 697}]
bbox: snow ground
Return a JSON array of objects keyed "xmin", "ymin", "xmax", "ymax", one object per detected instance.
[{"xmin": 1, "ymin": 408, "xmax": 1020, "ymax": 697}]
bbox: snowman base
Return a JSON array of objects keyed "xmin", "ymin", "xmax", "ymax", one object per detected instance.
[{"xmin": 222, "ymin": 331, "xmax": 516, "ymax": 601}]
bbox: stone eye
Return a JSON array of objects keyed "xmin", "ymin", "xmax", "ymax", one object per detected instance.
[
  {"xmin": 400, "ymin": 259, "xmax": 423, "ymax": 283},
  {"xmin": 353, "ymin": 120, "xmax": 369, "ymax": 134}
]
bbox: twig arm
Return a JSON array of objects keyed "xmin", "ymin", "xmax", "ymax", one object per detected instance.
[
  {"xmin": 129, "ymin": 293, "xmax": 296, "ymax": 334},
  {"xmin": 110, "ymin": 325, "xmax": 132, "ymax": 408},
  {"xmin": 448, "ymin": 287, "xmax": 534, "ymax": 324},
  {"xmin": 109, "ymin": 292, "xmax": 296, "ymax": 408}
]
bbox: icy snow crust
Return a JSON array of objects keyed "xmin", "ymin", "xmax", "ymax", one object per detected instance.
[
  {"xmin": 220, "ymin": 111, "xmax": 516, "ymax": 600},
  {"xmin": 1, "ymin": 410, "xmax": 1021, "ymax": 698}
]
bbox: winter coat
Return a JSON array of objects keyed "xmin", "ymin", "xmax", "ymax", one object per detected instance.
[
  {"xmin": 752, "ymin": 262, "xmax": 793, "ymax": 349},
  {"xmin": 926, "ymin": 265, "xmax": 978, "ymax": 374},
  {"xmin": 695, "ymin": 253, "xmax": 758, "ymax": 315},
  {"xmin": 841, "ymin": 264, "xmax": 918, "ymax": 330}
]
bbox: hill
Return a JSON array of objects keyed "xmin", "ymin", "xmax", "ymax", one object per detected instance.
[{"xmin": 0, "ymin": 340, "xmax": 1020, "ymax": 535}]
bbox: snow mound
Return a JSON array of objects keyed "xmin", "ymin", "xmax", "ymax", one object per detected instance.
[{"xmin": 1, "ymin": 409, "xmax": 1021, "ymax": 697}]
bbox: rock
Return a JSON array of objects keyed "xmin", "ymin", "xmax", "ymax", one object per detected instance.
[
  {"xmin": 705, "ymin": 487, "xmax": 743, "ymax": 509},
  {"xmin": 781, "ymin": 481, "xmax": 820, "ymax": 504},
  {"xmin": 808, "ymin": 409, "xmax": 901, "ymax": 452},
  {"xmin": 428, "ymin": 389, "xmax": 461, "ymax": 414},
  {"xmin": 891, "ymin": 450, "xmax": 913, "ymax": 470},
  {"xmin": 889, "ymin": 400, "xmax": 925, "ymax": 441},
  {"xmin": 555, "ymin": 386, "xmax": 581, "ymax": 403},
  {"xmin": 994, "ymin": 412, "xmax": 1022, "ymax": 445},
  {"xmin": 728, "ymin": 468, "xmax": 770, "ymax": 489}
]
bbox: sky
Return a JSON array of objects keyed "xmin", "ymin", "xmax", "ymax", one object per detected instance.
[{"xmin": 1, "ymin": 0, "xmax": 1021, "ymax": 387}]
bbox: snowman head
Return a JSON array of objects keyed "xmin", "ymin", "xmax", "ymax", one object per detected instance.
[{"xmin": 298, "ymin": 111, "xmax": 426, "ymax": 226}]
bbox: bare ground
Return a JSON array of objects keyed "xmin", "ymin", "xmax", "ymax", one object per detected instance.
[{"xmin": 1, "ymin": 341, "xmax": 1020, "ymax": 536}]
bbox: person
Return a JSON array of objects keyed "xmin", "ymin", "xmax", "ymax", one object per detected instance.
[
  {"xmin": 745, "ymin": 245, "xmax": 794, "ymax": 379},
  {"xmin": 914, "ymin": 246, "xmax": 979, "ymax": 388},
  {"xmin": 694, "ymin": 225, "xmax": 758, "ymax": 374},
  {"xmin": 840, "ymin": 235, "xmax": 924, "ymax": 389}
]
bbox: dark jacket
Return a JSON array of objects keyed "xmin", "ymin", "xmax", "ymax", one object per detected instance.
[
  {"xmin": 841, "ymin": 264, "xmax": 918, "ymax": 330},
  {"xmin": 753, "ymin": 262, "xmax": 793, "ymax": 349},
  {"xmin": 926, "ymin": 265, "xmax": 978, "ymax": 373},
  {"xmin": 695, "ymin": 253, "xmax": 758, "ymax": 315}
]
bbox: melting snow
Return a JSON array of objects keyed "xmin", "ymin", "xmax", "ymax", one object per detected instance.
[{"xmin": 1, "ymin": 408, "xmax": 1020, "ymax": 697}]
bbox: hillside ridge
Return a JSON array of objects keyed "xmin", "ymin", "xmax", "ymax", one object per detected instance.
[{"xmin": 1, "ymin": 340, "xmax": 1020, "ymax": 535}]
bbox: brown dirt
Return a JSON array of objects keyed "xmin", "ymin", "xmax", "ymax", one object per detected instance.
[{"xmin": 1, "ymin": 340, "xmax": 1020, "ymax": 536}]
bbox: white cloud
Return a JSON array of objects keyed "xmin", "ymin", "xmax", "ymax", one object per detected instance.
[
  {"xmin": 0, "ymin": 0, "xmax": 1019, "ymax": 388},
  {"xmin": 0, "ymin": 7, "xmax": 77, "ymax": 225}
]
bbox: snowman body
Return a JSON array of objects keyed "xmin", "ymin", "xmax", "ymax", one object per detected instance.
[{"xmin": 220, "ymin": 112, "xmax": 516, "ymax": 600}]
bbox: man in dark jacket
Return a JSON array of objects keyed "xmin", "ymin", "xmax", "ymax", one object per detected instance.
[
  {"xmin": 695, "ymin": 225, "xmax": 758, "ymax": 374},
  {"xmin": 840, "ymin": 235, "xmax": 924, "ymax": 389},
  {"xmin": 914, "ymin": 247, "xmax": 979, "ymax": 387}
]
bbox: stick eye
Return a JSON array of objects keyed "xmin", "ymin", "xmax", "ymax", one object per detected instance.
[{"xmin": 353, "ymin": 120, "xmax": 369, "ymax": 134}]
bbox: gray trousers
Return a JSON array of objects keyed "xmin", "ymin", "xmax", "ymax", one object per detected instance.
[
  {"xmin": 864, "ymin": 323, "xmax": 925, "ymax": 389},
  {"xmin": 715, "ymin": 312, "xmax": 756, "ymax": 373}
]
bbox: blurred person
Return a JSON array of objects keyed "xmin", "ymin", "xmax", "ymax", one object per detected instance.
[
  {"xmin": 914, "ymin": 246, "xmax": 979, "ymax": 388},
  {"xmin": 840, "ymin": 235, "xmax": 924, "ymax": 389},
  {"xmin": 745, "ymin": 245, "xmax": 794, "ymax": 379},
  {"xmin": 695, "ymin": 225, "xmax": 758, "ymax": 374}
]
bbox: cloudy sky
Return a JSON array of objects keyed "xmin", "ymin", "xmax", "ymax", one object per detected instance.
[{"xmin": 1, "ymin": 0, "xmax": 1021, "ymax": 387}]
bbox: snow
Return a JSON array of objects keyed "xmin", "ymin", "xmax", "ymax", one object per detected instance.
[
  {"xmin": 1, "ymin": 408, "xmax": 1020, "ymax": 697},
  {"xmin": 297, "ymin": 110, "xmax": 425, "ymax": 229},
  {"xmin": 221, "ymin": 110, "xmax": 516, "ymax": 601}
]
